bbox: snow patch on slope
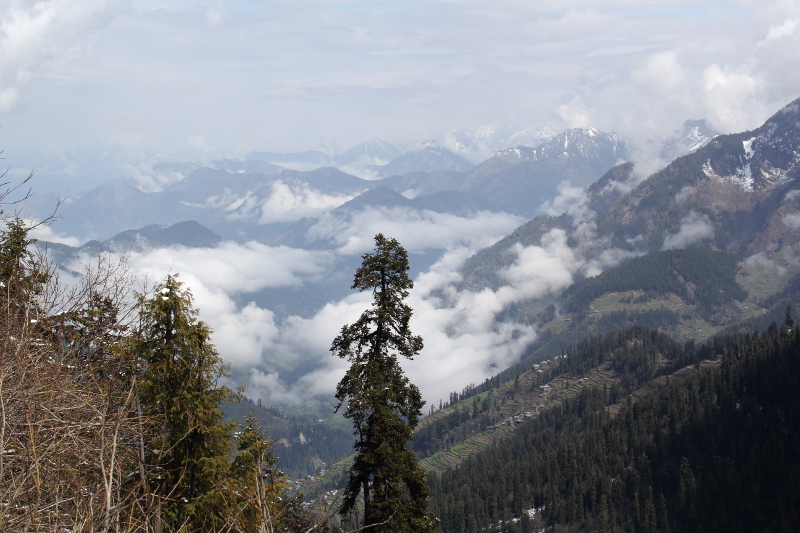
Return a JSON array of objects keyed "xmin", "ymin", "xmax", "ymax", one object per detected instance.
[
  {"xmin": 702, "ymin": 159, "xmax": 754, "ymax": 191},
  {"xmin": 743, "ymin": 137, "xmax": 756, "ymax": 160}
]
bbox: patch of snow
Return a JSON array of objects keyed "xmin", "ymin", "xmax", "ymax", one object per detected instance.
[
  {"xmin": 735, "ymin": 164, "xmax": 754, "ymax": 192},
  {"xmin": 702, "ymin": 160, "xmax": 716, "ymax": 179},
  {"xmin": 743, "ymin": 137, "xmax": 756, "ymax": 160},
  {"xmin": 759, "ymin": 162, "xmax": 791, "ymax": 186},
  {"xmin": 703, "ymin": 159, "xmax": 753, "ymax": 191}
]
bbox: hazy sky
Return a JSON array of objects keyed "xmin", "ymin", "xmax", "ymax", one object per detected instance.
[{"xmin": 1, "ymin": 0, "xmax": 799, "ymax": 173}]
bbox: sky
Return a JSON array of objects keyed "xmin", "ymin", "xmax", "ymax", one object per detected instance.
[{"xmin": 1, "ymin": 0, "xmax": 799, "ymax": 190}]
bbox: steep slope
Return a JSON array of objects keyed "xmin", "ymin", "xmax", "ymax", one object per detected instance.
[
  {"xmin": 462, "ymin": 99, "xmax": 800, "ymax": 291},
  {"xmin": 429, "ymin": 325, "xmax": 800, "ymax": 533},
  {"xmin": 454, "ymin": 98, "xmax": 800, "ymax": 371},
  {"xmin": 461, "ymin": 128, "xmax": 627, "ymax": 216},
  {"xmin": 597, "ymin": 98, "xmax": 800, "ymax": 255}
]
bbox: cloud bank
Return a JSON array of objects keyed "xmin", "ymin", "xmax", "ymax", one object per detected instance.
[{"xmin": 63, "ymin": 205, "xmax": 545, "ymax": 407}]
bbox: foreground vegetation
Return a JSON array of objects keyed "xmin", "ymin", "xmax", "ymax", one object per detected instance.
[{"xmin": 0, "ymin": 211, "xmax": 317, "ymax": 531}]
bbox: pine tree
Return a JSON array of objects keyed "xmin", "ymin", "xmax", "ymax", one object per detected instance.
[
  {"xmin": 331, "ymin": 234, "xmax": 436, "ymax": 532},
  {"xmin": 136, "ymin": 275, "xmax": 237, "ymax": 531}
]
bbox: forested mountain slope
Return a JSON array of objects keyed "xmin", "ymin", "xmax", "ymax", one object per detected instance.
[
  {"xmin": 453, "ymin": 98, "xmax": 800, "ymax": 367},
  {"xmin": 429, "ymin": 323, "xmax": 800, "ymax": 533}
]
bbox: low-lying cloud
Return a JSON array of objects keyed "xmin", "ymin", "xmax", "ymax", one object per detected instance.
[
  {"xmin": 126, "ymin": 241, "xmax": 334, "ymax": 293},
  {"xmin": 256, "ymin": 181, "xmax": 360, "ymax": 224},
  {"xmin": 308, "ymin": 206, "xmax": 527, "ymax": 255},
  {"xmin": 191, "ymin": 181, "xmax": 360, "ymax": 224},
  {"xmin": 60, "ymin": 200, "xmax": 650, "ymax": 409},
  {"xmin": 662, "ymin": 211, "xmax": 715, "ymax": 249},
  {"xmin": 65, "ymin": 206, "xmax": 536, "ymax": 407}
]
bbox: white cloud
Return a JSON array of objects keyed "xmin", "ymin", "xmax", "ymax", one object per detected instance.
[
  {"xmin": 701, "ymin": 64, "xmax": 764, "ymax": 133},
  {"xmin": 256, "ymin": 181, "xmax": 359, "ymax": 224},
  {"xmin": 308, "ymin": 206, "xmax": 526, "ymax": 255},
  {"xmin": 125, "ymin": 162, "xmax": 187, "ymax": 193},
  {"xmin": 539, "ymin": 180, "xmax": 586, "ymax": 216},
  {"xmin": 781, "ymin": 212, "xmax": 800, "ymax": 229},
  {"xmin": 125, "ymin": 241, "xmax": 334, "ymax": 293},
  {"xmin": 632, "ymin": 50, "xmax": 686, "ymax": 91},
  {"xmin": 263, "ymin": 244, "xmax": 543, "ymax": 406},
  {"xmin": 0, "ymin": 0, "xmax": 128, "ymax": 112},
  {"xmin": 27, "ymin": 219, "xmax": 81, "ymax": 246},
  {"xmin": 502, "ymin": 229, "xmax": 578, "ymax": 300},
  {"xmin": 745, "ymin": 251, "xmax": 786, "ymax": 275},
  {"xmin": 762, "ymin": 18, "xmax": 798, "ymax": 43},
  {"xmin": 662, "ymin": 210, "xmax": 715, "ymax": 249},
  {"xmin": 556, "ymin": 95, "xmax": 593, "ymax": 129}
]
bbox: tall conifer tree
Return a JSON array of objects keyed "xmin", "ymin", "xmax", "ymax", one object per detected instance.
[
  {"xmin": 331, "ymin": 234, "xmax": 436, "ymax": 532},
  {"xmin": 136, "ymin": 275, "xmax": 236, "ymax": 531}
]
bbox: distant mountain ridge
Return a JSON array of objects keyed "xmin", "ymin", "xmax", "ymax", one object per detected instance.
[
  {"xmin": 596, "ymin": 97, "xmax": 800, "ymax": 256},
  {"xmin": 462, "ymin": 97, "xmax": 800, "ymax": 292},
  {"xmin": 26, "ymin": 126, "xmax": 632, "ymax": 243}
]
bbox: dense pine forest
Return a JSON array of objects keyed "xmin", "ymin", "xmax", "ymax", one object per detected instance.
[{"xmin": 429, "ymin": 324, "xmax": 800, "ymax": 532}]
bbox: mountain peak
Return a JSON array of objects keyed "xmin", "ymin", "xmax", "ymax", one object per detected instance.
[
  {"xmin": 377, "ymin": 147, "xmax": 474, "ymax": 177},
  {"xmin": 336, "ymin": 186, "xmax": 412, "ymax": 212}
]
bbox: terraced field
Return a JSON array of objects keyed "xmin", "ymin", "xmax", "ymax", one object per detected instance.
[{"xmin": 416, "ymin": 363, "xmax": 622, "ymax": 474}]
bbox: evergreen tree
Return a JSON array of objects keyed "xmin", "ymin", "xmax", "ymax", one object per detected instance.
[
  {"xmin": 331, "ymin": 234, "xmax": 436, "ymax": 532},
  {"xmin": 136, "ymin": 275, "xmax": 237, "ymax": 531},
  {"xmin": 0, "ymin": 218, "xmax": 49, "ymax": 318},
  {"xmin": 217, "ymin": 414, "xmax": 292, "ymax": 532}
]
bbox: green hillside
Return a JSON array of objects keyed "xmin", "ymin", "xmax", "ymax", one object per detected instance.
[{"xmin": 560, "ymin": 248, "xmax": 747, "ymax": 315}]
